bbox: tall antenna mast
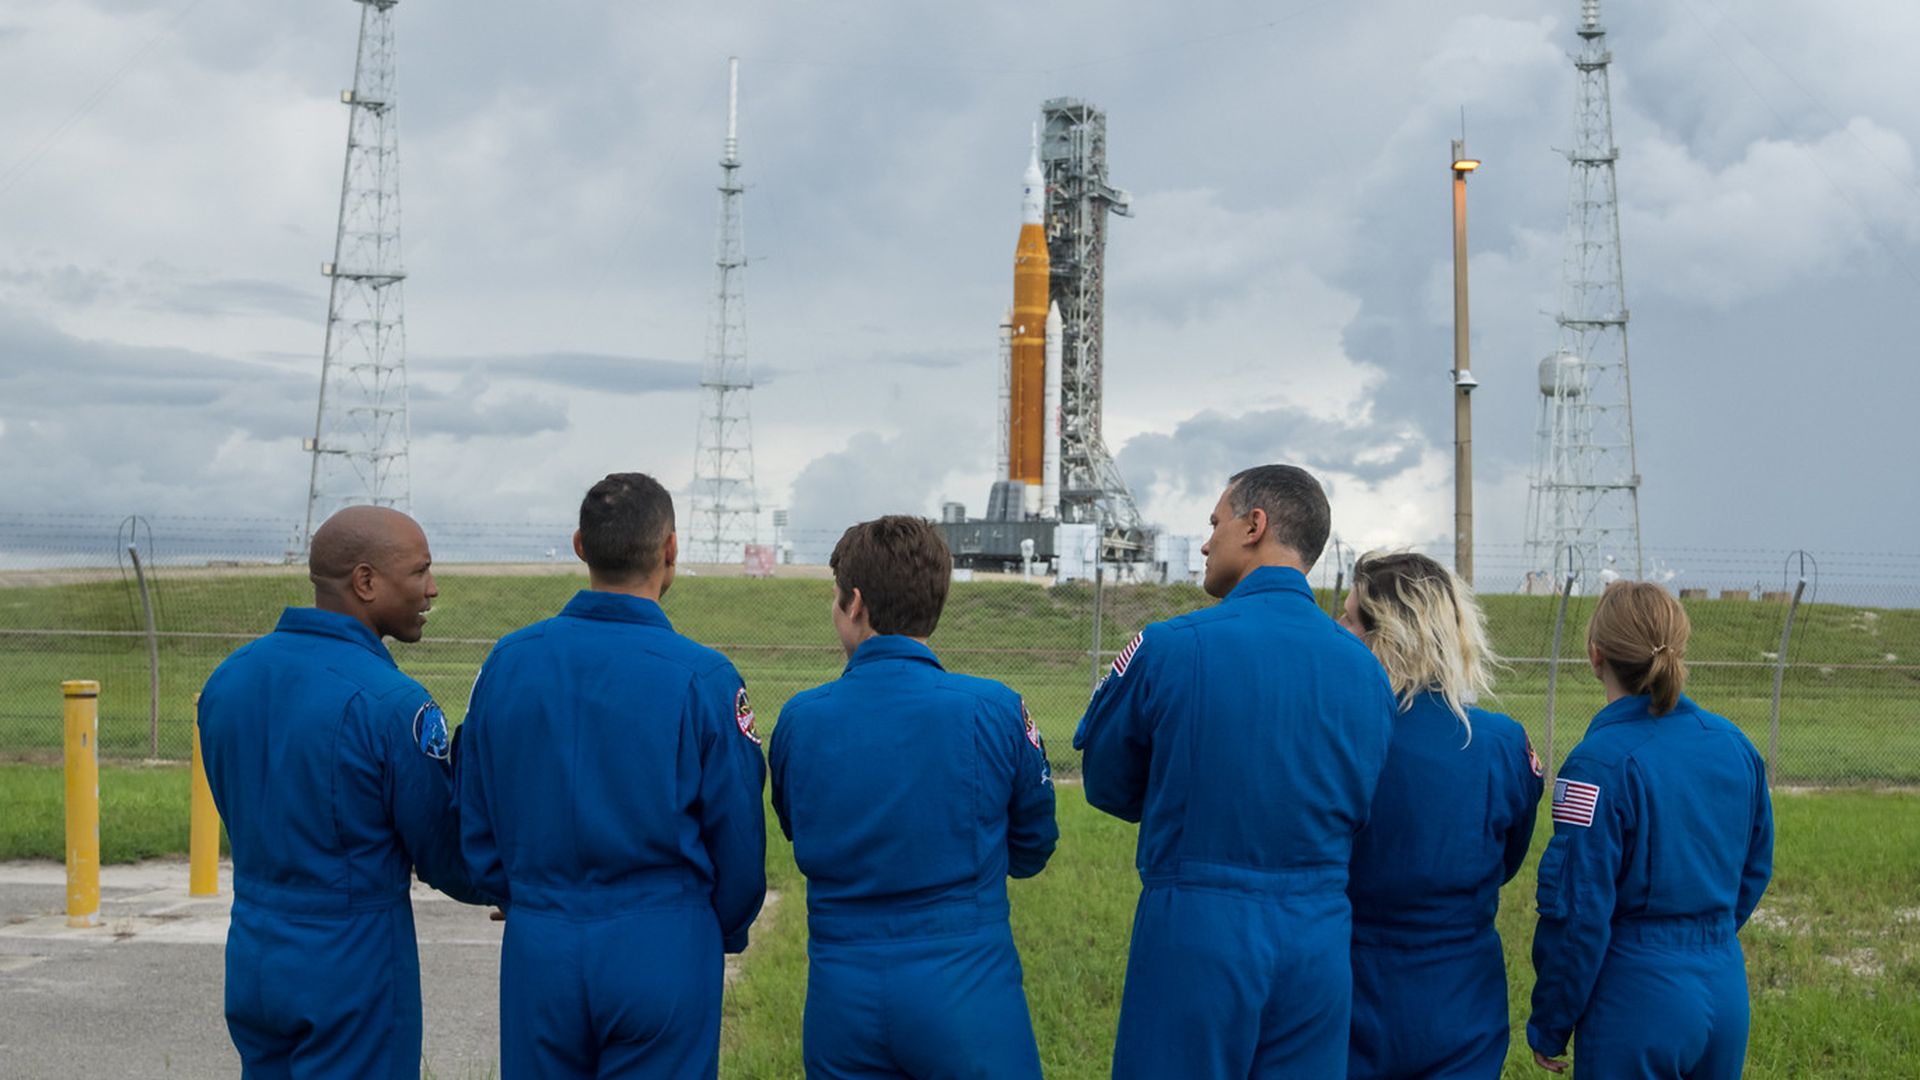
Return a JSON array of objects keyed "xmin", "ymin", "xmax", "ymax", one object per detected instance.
[
  {"xmin": 1526, "ymin": 0, "xmax": 1645, "ymax": 585},
  {"xmin": 303, "ymin": 0, "xmax": 411, "ymax": 549},
  {"xmin": 688, "ymin": 57, "xmax": 760, "ymax": 564}
]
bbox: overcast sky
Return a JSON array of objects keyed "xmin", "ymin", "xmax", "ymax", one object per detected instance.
[{"xmin": 1, "ymin": 0, "xmax": 1915, "ymax": 575}]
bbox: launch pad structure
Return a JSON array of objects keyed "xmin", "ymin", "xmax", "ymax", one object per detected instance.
[
  {"xmin": 945, "ymin": 98, "xmax": 1151, "ymax": 572},
  {"xmin": 1041, "ymin": 99, "xmax": 1143, "ymax": 558}
]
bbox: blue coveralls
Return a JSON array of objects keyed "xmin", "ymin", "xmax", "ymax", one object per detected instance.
[
  {"xmin": 456, "ymin": 591, "xmax": 767, "ymax": 1080},
  {"xmin": 198, "ymin": 607, "xmax": 483, "ymax": 1079},
  {"xmin": 769, "ymin": 635, "xmax": 1059, "ymax": 1080},
  {"xmin": 1073, "ymin": 566, "xmax": 1396, "ymax": 1080},
  {"xmin": 1345, "ymin": 693, "xmax": 1543, "ymax": 1080},
  {"xmin": 1528, "ymin": 693, "xmax": 1774, "ymax": 1079}
]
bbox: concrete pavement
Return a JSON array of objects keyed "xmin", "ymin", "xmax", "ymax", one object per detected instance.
[{"xmin": 0, "ymin": 860, "xmax": 504, "ymax": 1078}]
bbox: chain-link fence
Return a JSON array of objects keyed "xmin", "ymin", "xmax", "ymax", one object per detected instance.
[{"xmin": 3, "ymin": 513, "xmax": 1916, "ymax": 784}]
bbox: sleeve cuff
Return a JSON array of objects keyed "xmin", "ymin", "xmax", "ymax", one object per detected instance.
[{"xmin": 1527, "ymin": 1019, "xmax": 1570, "ymax": 1058}]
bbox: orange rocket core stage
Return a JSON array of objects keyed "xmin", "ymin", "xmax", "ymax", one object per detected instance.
[{"xmin": 1009, "ymin": 222, "xmax": 1049, "ymax": 485}]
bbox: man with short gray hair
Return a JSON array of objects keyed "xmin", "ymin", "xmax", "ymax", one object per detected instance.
[{"xmin": 1074, "ymin": 464, "xmax": 1396, "ymax": 1079}]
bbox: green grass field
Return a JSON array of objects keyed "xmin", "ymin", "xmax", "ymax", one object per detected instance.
[
  {"xmin": 5, "ymin": 768, "xmax": 1911, "ymax": 1076},
  {"xmin": 4, "ymin": 570, "xmax": 1917, "ymax": 782}
]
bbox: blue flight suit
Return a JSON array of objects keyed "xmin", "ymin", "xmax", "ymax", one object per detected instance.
[
  {"xmin": 1073, "ymin": 566, "xmax": 1396, "ymax": 1080},
  {"xmin": 1345, "ymin": 692, "xmax": 1544, "ymax": 1080},
  {"xmin": 1528, "ymin": 693, "xmax": 1774, "ymax": 1079},
  {"xmin": 456, "ymin": 590, "xmax": 767, "ymax": 1080},
  {"xmin": 769, "ymin": 635, "xmax": 1059, "ymax": 1080},
  {"xmin": 198, "ymin": 607, "xmax": 483, "ymax": 1079}
]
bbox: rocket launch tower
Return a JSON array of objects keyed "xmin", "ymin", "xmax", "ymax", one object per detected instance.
[
  {"xmin": 948, "ymin": 99, "xmax": 1145, "ymax": 570},
  {"xmin": 1039, "ymin": 98, "xmax": 1141, "ymax": 557}
]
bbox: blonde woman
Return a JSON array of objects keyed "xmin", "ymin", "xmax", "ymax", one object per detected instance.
[
  {"xmin": 1526, "ymin": 581, "xmax": 1773, "ymax": 1078},
  {"xmin": 1338, "ymin": 552, "xmax": 1544, "ymax": 1080}
]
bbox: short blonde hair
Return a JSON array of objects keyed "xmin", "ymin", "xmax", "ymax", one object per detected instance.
[
  {"xmin": 1349, "ymin": 551, "xmax": 1497, "ymax": 737},
  {"xmin": 1587, "ymin": 581, "xmax": 1690, "ymax": 716}
]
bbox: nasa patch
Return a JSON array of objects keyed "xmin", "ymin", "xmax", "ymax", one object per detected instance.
[
  {"xmin": 413, "ymin": 702, "xmax": 451, "ymax": 762},
  {"xmin": 1021, "ymin": 700, "xmax": 1044, "ymax": 751},
  {"xmin": 734, "ymin": 687, "xmax": 761, "ymax": 745}
]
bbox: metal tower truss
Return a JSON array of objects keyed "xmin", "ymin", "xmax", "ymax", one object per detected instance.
[
  {"xmin": 1039, "ymin": 98, "xmax": 1143, "ymax": 558},
  {"xmin": 304, "ymin": 0, "xmax": 410, "ymax": 550},
  {"xmin": 688, "ymin": 58, "xmax": 760, "ymax": 565},
  {"xmin": 1526, "ymin": 0, "xmax": 1645, "ymax": 585}
]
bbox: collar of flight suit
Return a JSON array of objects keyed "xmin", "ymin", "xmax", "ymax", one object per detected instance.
[
  {"xmin": 1223, "ymin": 564, "xmax": 1316, "ymax": 603},
  {"xmin": 559, "ymin": 589, "xmax": 673, "ymax": 630},
  {"xmin": 1588, "ymin": 691, "xmax": 1701, "ymax": 731},
  {"xmin": 844, "ymin": 634, "xmax": 944, "ymax": 675},
  {"xmin": 273, "ymin": 607, "xmax": 396, "ymax": 666}
]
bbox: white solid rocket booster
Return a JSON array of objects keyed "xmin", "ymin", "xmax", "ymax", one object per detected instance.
[{"xmin": 1042, "ymin": 301, "xmax": 1063, "ymax": 519}]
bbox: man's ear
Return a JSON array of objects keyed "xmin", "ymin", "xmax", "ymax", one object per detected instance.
[
  {"xmin": 845, "ymin": 586, "xmax": 865, "ymax": 621},
  {"xmin": 571, "ymin": 529, "xmax": 587, "ymax": 564},
  {"xmin": 661, "ymin": 530, "xmax": 678, "ymax": 570},
  {"xmin": 1243, "ymin": 507, "xmax": 1270, "ymax": 548},
  {"xmin": 348, "ymin": 561, "xmax": 378, "ymax": 603}
]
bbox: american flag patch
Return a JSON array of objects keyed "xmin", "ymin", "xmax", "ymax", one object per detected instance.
[
  {"xmin": 1552, "ymin": 778, "xmax": 1600, "ymax": 828},
  {"xmin": 1112, "ymin": 630, "xmax": 1145, "ymax": 678}
]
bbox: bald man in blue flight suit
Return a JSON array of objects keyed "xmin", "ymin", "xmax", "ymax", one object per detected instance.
[
  {"xmin": 457, "ymin": 473, "xmax": 766, "ymax": 1079},
  {"xmin": 770, "ymin": 515, "xmax": 1057, "ymax": 1079},
  {"xmin": 1074, "ymin": 464, "xmax": 1396, "ymax": 1080},
  {"xmin": 199, "ymin": 506, "xmax": 485, "ymax": 1078}
]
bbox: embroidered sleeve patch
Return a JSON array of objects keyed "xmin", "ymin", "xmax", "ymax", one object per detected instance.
[
  {"xmin": 413, "ymin": 702, "xmax": 451, "ymax": 762},
  {"xmin": 1111, "ymin": 630, "xmax": 1145, "ymax": 678},
  {"xmin": 1551, "ymin": 778, "xmax": 1600, "ymax": 828},
  {"xmin": 1021, "ymin": 699, "xmax": 1044, "ymax": 751},
  {"xmin": 734, "ymin": 687, "xmax": 761, "ymax": 745}
]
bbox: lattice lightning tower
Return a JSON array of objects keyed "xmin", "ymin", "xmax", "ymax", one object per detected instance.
[
  {"xmin": 1040, "ymin": 99, "xmax": 1143, "ymax": 557},
  {"xmin": 1525, "ymin": 0, "xmax": 1645, "ymax": 584},
  {"xmin": 303, "ymin": 0, "xmax": 411, "ymax": 549},
  {"xmin": 687, "ymin": 58, "xmax": 760, "ymax": 564}
]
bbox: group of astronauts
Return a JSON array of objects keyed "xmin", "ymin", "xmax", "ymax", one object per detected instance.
[{"xmin": 197, "ymin": 462, "xmax": 1774, "ymax": 1080}]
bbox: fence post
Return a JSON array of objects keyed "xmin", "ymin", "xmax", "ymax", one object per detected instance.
[
  {"xmin": 1543, "ymin": 571, "xmax": 1577, "ymax": 786},
  {"xmin": 127, "ymin": 544, "xmax": 160, "ymax": 760},
  {"xmin": 190, "ymin": 694, "xmax": 221, "ymax": 897},
  {"xmin": 1768, "ymin": 577, "xmax": 1807, "ymax": 785},
  {"xmin": 63, "ymin": 679, "xmax": 101, "ymax": 928},
  {"xmin": 1089, "ymin": 557, "xmax": 1106, "ymax": 692}
]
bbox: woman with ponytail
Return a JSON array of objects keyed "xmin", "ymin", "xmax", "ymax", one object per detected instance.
[
  {"xmin": 1338, "ymin": 552, "xmax": 1544, "ymax": 1079},
  {"xmin": 1527, "ymin": 582, "xmax": 1774, "ymax": 1078}
]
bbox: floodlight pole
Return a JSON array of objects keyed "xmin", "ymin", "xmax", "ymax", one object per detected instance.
[{"xmin": 1451, "ymin": 139, "xmax": 1479, "ymax": 586}]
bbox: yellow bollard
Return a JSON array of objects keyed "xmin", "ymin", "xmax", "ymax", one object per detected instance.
[
  {"xmin": 62, "ymin": 680, "xmax": 101, "ymax": 928},
  {"xmin": 189, "ymin": 695, "xmax": 221, "ymax": 897}
]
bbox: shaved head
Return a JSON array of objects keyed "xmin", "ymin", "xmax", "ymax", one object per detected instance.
[
  {"xmin": 309, "ymin": 506, "xmax": 438, "ymax": 642},
  {"xmin": 310, "ymin": 506, "xmax": 420, "ymax": 584}
]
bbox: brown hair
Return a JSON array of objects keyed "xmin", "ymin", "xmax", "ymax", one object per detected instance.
[
  {"xmin": 829, "ymin": 516, "xmax": 951, "ymax": 638},
  {"xmin": 1349, "ymin": 551, "xmax": 1497, "ymax": 733},
  {"xmin": 1587, "ymin": 581, "xmax": 1690, "ymax": 716}
]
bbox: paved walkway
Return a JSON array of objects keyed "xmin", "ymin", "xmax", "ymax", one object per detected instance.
[{"xmin": 0, "ymin": 860, "xmax": 504, "ymax": 1077}]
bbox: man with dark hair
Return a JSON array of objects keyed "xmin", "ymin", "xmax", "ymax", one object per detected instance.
[
  {"xmin": 770, "ymin": 515, "xmax": 1057, "ymax": 1079},
  {"xmin": 457, "ymin": 473, "xmax": 767, "ymax": 1078},
  {"xmin": 199, "ymin": 505, "xmax": 484, "ymax": 1078},
  {"xmin": 1074, "ymin": 465, "xmax": 1396, "ymax": 1079}
]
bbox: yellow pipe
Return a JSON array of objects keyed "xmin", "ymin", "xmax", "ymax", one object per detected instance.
[
  {"xmin": 190, "ymin": 695, "xmax": 220, "ymax": 897},
  {"xmin": 63, "ymin": 679, "xmax": 101, "ymax": 928}
]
